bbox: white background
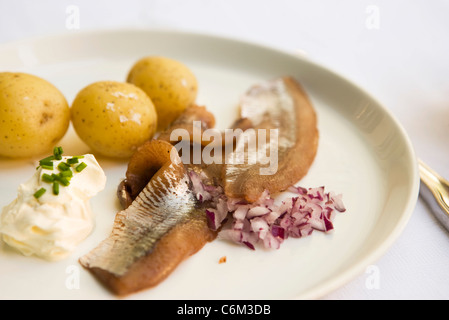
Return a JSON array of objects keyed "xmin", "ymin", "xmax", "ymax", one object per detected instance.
[{"xmin": 1, "ymin": 0, "xmax": 448, "ymax": 300}]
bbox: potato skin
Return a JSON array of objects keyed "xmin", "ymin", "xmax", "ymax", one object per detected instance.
[
  {"xmin": 126, "ymin": 56, "xmax": 198, "ymax": 131},
  {"xmin": 0, "ymin": 72, "xmax": 70, "ymax": 158},
  {"xmin": 70, "ymin": 81, "xmax": 157, "ymax": 158}
]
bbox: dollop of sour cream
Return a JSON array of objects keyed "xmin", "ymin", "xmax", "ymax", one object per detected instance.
[{"xmin": 0, "ymin": 154, "xmax": 106, "ymax": 261}]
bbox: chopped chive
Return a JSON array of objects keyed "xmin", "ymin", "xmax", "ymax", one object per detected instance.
[
  {"xmin": 53, "ymin": 146, "xmax": 63, "ymax": 160},
  {"xmin": 36, "ymin": 148, "xmax": 85, "ymax": 198},
  {"xmin": 39, "ymin": 155, "xmax": 55, "ymax": 162},
  {"xmin": 57, "ymin": 162, "xmax": 71, "ymax": 171},
  {"xmin": 39, "ymin": 160, "xmax": 54, "ymax": 167},
  {"xmin": 34, "ymin": 188, "xmax": 46, "ymax": 199},
  {"xmin": 58, "ymin": 177, "xmax": 70, "ymax": 186},
  {"xmin": 41, "ymin": 164, "xmax": 54, "ymax": 170},
  {"xmin": 66, "ymin": 157, "xmax": 79, "ymax": 165},
  {"xmin": 52, "ymin": 172, "xmax": 70, "ymax": 185},
  {"xmin": 54, "ymin": 146, "xmax": 63, "ymax": 154},
  {"xmin": 75, "ymin": 162, "xmax": 87, "ymax": 172},
  {"xmin": 42, "ymin": 173, "xmax": 55, "ymax": 183},
  {"xmin": 59, "ymin": 170, "xmax": 73, "ymax": 177},
  {"xmin": 52, "ymin": 182, "xmax": 59, "ymax": 195}
]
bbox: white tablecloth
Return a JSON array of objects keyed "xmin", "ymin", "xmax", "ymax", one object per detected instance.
[{"xmin": 1, "ymin": 0, "xmax": 448, "ymax": 300}]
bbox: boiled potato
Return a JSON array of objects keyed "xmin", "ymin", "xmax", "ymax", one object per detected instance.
[
  {"xmin": 0, "ymin": 72, "xmax": 70, "ymax": 158},
  {"xmin": 70, "ymin": 81, "xmax": 157, "ymax": 158},
  {"xmin": 126, "ymin": 56, "xmax": 198, "ymax": 131}
]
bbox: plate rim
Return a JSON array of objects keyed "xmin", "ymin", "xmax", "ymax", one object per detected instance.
[{"xmin": 0, "ymin": 28, "xmax": 420, "ymax": 299}]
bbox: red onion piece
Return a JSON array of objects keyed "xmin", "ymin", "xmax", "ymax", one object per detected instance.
[{"xmin": 188, "ymin": 170, "xmax": 346, "ymax": 250}]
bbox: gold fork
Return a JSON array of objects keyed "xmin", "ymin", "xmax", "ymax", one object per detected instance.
[{"xmin": 419, "ymin": 159, "xmax": 449, "ymax": 230}]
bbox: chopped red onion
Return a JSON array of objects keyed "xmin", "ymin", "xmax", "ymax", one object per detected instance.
[
  {"xmin": 247, "ymin": 206, "xmax": 271, "ymax": 219},
  {"xmin": 188, "ymin": 170, "xmax": 213, "ymax": 202},
  {"xmin": 188, "ymin": 170, "xmax": 346, "ymax": 250}
]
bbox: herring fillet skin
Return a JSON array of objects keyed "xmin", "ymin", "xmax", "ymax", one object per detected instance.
[
  {"xmin": 223, "ymin": 76, "xmax": 319, "ymax": 202},
  {"xmin": 79, "ymin": 141, "xmax": 216, "ymax": 296}
]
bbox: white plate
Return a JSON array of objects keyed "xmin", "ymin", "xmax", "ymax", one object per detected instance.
[{"xmin": 0, "ymin": 29, "xmax": 419, "ymax": 300}]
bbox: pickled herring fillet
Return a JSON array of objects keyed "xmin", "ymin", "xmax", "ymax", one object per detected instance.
[
  {"xmin": 223, "ymin": 76, "xmax": 319, "ymax": 202},
  {"xmin": 157, "ymin": 104, "xmax": 216, "ymax": 146},
  {"xmin": 80, "ymin": 76, "xmax": 320, "ymax": 295},
  {"xmin": 117, "ymin": 105, "xmax": 221, "ymax": 209},
  {"xmin": 79, "ymin": 140, "xmax": 216, "ymax": 296}
]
